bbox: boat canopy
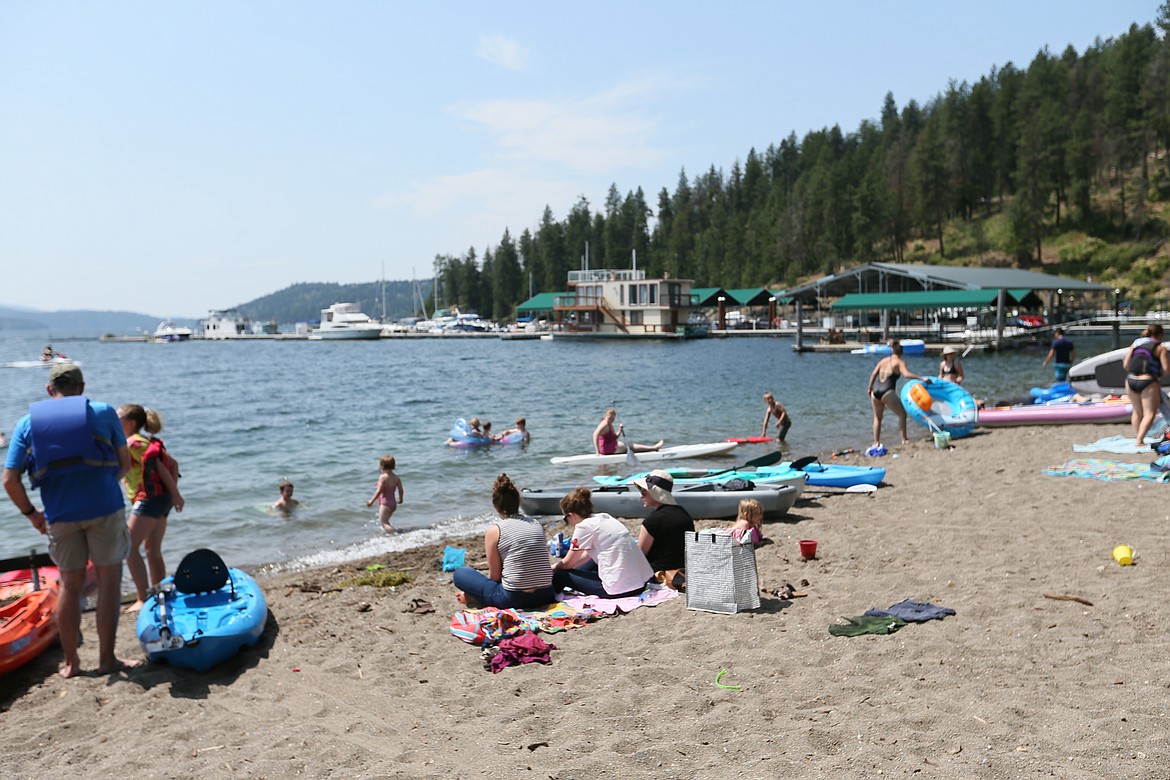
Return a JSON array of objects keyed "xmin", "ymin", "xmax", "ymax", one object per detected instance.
[{"xmin": 831, "ymin": 289, "xmax": 1023, "ymax": 311}]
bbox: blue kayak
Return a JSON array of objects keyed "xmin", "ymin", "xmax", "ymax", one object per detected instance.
[{"xmin": 137, "ymin": 549, "xmax": 267, "ymax": 672}]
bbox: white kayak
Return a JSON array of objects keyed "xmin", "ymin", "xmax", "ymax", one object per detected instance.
[{"xmin": 550, "ymin": 441, "xmax": 738, "ymax": 466}]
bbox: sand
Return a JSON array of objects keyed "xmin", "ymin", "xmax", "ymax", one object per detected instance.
[{"xmin": 2, "ymin": 424, "xmax": 1168, "ymax": 779}]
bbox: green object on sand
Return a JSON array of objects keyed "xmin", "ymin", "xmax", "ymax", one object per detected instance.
[
  {"xmin": 714, "ymin": 668, "xmax": 743, "ymax": 691},
  {"xmin": 828, "ymin": 615, "xmax": 908, "ymax": 637}
]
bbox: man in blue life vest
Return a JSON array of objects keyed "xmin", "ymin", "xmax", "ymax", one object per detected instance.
[{"xmin": 2, "ymin": 363, "xmax": 140, "ymax": 677}]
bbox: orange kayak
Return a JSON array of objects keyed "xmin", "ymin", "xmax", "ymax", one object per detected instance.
[{"xmin": 0, "ymin": 572, "xmax": 59, "ymax": 676}]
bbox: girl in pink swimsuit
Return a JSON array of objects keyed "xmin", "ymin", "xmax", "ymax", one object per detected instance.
[{"xmin": 367, "ymin": 454, "xmax": 404, "ymax": 534}]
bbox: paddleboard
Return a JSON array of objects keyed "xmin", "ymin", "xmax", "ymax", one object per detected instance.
[
  {"xmin": 1069, "ymin": 347, "xmax": 1170, "ymax": 395},
  {"xmin": 550, "ymin": 441, "xmax": 737, "ymax": 466},
  {"xmin": 726, "ymin": 436, "xmax": 772, "ymax": 444}
]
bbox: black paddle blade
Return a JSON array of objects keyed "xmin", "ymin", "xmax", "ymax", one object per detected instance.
[
  {"xmin": 790, "ymin": 455, "xmax": 819, "ymax": 471},
  {"xmin": 743, "ymin": 451, "xmax": 785, "ymax": 469}
]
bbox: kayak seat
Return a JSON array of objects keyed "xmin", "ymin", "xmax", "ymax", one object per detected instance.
[{"xmin": 174, "ymin": 548, "xmax": 231, "ymax": 594}]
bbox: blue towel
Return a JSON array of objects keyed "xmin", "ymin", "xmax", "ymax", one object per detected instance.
[
  {"xmin": 864, "ymin": 599, "xmax": 956, "ymax": 623},
  {"xmin": 441, "ymin": 546, "xmax": 466, "ymax": 572}
]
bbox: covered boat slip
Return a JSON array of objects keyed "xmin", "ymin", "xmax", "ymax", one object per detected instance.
[{"xmin": 782, "ymin": 262, "xmax": 1115, "ymax": 351}]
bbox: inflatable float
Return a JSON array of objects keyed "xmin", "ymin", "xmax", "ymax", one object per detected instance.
[
  {"xmin": 978, "ymin": 399, "xmax": 1132, "ymax": 427},
  {"xmin": 446, "ymin": 418, "xmax": 525, "ymax": 447},
  {"xmin": 899, "ymin": 378, "xmax": 978, "ymax": 438}
]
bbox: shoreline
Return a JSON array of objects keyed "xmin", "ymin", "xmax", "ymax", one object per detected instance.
[{"xmin": 4, "ymin": 422, "xmax": 1168, "ymax": 777}]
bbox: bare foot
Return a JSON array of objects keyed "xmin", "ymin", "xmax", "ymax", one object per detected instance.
[
  {"xmin": 123, "ymin": 600, "xmax": 144, "ymax": 614},
  {"xmin": 98, "ymin": 657, "xmax": 143, "ymax": 674},
  {"xmin": 455, "ymin": 591, "xmax": 469, "ymax": 605},
  {"xmin": 381, "ymin": 524, "xmax": 395, "ymax": 535},
  {"xmin": 58, "ymin": 661, "xmax": 82, "ymax": 679},
  {"xmin": 652, "ymin": 439, "xmax": 664, "ymax": 451}
]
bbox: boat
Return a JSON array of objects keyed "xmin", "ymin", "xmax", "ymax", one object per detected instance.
[
  {"xmin": 899, "ymin": 378, "xmax": 978, "ymax": 437},
  {"xmin": 136, "ymin": 549, "xmax": 267, "ymax": 672},
  {"xmin": 4, "ymin": 357, "xmax": 82, "ymax": 369},
  {"xmin": 1069, "ymin": 347, "xmax": 1170, "ymax": 395},
  {"xmin": 153, "ymin": 321, "xmax": 193, "ymax": 342},
  {"xmin": 593, "ymin": 460, "xmax": 885, "ymax": 490},
  {"xmin": 310, "ymin": 303, "xmax": 383, "ymax": 340},
  {"xmin": 725, "ymin": 436, "xmax": 773, "ymax": 444},
  {"xmin": 0, "ymin": 554, "xmax": 60, "ymax": 676},
  {"xmin": 201, "ymin": 309, "xmax": 251, "ymax": 339},
  {"xmin": 851, "ymin": 338, "xmax": 926, "ymax": 356},
  {"xmin": 550, "ymin": 441, "xmax": 738, "ymax": 466},
  {"xmin": 978, "ymin": 399, "xmax": 1132, "ymax": 427},
  {"xmin": 520, "ymin": 482, "xmax": 801, "ymax": 519}
]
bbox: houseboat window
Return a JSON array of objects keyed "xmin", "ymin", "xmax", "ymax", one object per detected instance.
[
  {"xmin": 620, "ymin": 285, "xmax": 625, "ymax": 304},
  {"xmin": 638, "ymin": 284, "xmax": 648, "ymax": 305},
  {"xmin": 629, "ymin": 310, "xmax": 643, "ymax": 325},
  {"xmin": 649, "ymin": 286, "xmax": 657, "ymax": 305}
]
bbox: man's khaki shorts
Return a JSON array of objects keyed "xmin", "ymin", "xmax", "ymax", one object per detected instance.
[{"xmin": 48, "ymin": 509, "xmax": 130, "ymax": 570}]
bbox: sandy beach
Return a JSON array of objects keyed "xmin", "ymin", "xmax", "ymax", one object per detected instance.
[{"xmin": 2, "ymin": 423, "xmax": 1168, "ymax": 779}]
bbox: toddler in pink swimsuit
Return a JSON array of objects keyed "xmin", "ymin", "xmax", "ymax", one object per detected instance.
[{"xmin": 367, "ymin": 454, "xmax": 404, "ymax": 534}]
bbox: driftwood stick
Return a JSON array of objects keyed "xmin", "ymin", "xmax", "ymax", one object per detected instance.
[{"xmin": 1043, "ymin": 592, "xmax": 1094, "ymax": 607}]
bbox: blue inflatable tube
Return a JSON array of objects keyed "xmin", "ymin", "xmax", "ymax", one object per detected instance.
[
  {"xmin": 899, "ymin": 379, "xmax": 978, "ymax": 438},
  {"xmin": 1028, "ymin": 382, "xmax": 1074, "ymax": 404},
  {"xmin": 447, "ymin": 418, "xmax": 493, "ymax": 447}
]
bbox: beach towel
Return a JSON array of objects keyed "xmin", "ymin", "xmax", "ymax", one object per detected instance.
[
  {"xmin": 449, "ymin": 607, "xmax": 538, "ymax": 646},
  {"xmin": 486, "ymin": 634, "xmax": 558, "ymax": 673},
  {"xmin": 829, "ymin": 615, "xmax": 908, "ymax": 637},
  {"xmin": 864, "ymin": 599, "xmax": 956, "ymax": 623},
  {"xmin": 1072, "ymin": 435, "xmax": 1156, "ymax": 454},
  {"xmin": 1043, "ymin": 459, "xmax": 1170, "ymax": 482},
  {"xmin": 523, "ymin": 601, "xmax": 598, "ymax": 634},
  {"xmin": 561, "ymin": 584, "xmax": 680, "ymax": 616}
]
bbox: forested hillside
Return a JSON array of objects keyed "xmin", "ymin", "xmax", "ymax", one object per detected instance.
[
  {"xmin": 237, "ymin": 280, "xmax": 433, "ymax": 324},
  {"xmin": 435, "ymin": 10, "xmax": 1170, "ymax": 320}
]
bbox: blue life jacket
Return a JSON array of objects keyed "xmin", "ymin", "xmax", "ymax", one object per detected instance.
[{"xmin": 26, "ymin": 396, "xmax": 120, "ymax": 488}]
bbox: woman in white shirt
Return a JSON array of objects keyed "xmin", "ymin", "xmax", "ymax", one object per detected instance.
[{"xmin": 552, "ymin": 487, "xmax": 654, "ymax": 598}]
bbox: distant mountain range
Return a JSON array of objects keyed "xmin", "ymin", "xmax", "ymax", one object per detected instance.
[{"xmin": 0, "ymin": 279, "xmax": 434, "ymax": 337}]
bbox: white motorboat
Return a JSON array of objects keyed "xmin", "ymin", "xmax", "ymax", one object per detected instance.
[
  {"xmin": 201, "ymin": 309, "xmax": 250, "ymax": 339},
  {"xmin": 311, "ymin": 303, "xmax": 382, "ymax": 340},
  {"xmin": 153, "ymin": 321, "xmax": 193, "ymax": 342}
]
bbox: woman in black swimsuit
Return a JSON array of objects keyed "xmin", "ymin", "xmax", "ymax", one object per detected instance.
[
  {"xmin": 868, "ymin": 340, "xmax": 925, "ymax": 448},
  {"xmin": 1124, "ymin": 324, "xmax": 1169, "ymax": 444}
]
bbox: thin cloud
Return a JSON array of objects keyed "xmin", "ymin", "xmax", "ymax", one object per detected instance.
[
  {"xmin": 450, "ymin": 74, "xmax": 684, "ymax": 174},
  {"xmin": 476, "ymin": 34, "xmax": 528, "ymax": 71}
]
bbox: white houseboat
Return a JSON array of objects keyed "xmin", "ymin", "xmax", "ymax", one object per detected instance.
[
  {"xmin": 551, "ymin": 269, "xmax": 696, "ymax": 337},
  {"xmin": 201, "ymin": 309, "xmax": 251, "ymax": 339}
]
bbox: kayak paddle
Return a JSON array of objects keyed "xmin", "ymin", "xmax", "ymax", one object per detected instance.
[{"xmin": 612, "ymin": 401, "xmax": 640, "ymax": 467}]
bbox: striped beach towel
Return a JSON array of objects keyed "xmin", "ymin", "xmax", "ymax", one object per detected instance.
[{"xmin": 1043, "ymin": 458, "xmax": 1170, "ymax": 482}]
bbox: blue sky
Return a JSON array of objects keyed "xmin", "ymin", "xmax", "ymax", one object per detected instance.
[{"xmin": 0, "ymin": 1, "xmax": 1159, "ymax": 317}]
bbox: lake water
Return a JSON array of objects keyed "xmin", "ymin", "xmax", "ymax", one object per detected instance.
[{"xmin": 0, "ymin": 331, "xmax": 1119, "ymax": 575}]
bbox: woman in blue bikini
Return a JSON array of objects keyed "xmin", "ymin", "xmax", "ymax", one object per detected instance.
[{"xmin": 867, "ymin": 340, "xmax": 925, "ymax": 448}]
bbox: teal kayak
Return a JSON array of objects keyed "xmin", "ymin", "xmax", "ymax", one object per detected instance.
[{"xmin": 593, "ymin": 460, "xmax": 884, "ymax": 489}]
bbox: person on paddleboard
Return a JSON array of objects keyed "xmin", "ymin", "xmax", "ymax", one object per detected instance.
[
  {"xmin": 760, "ymin": 391, "xmax": 792, "ymax": 442},
  {"xmin": 592, "ymin": 408, "xmax": 663, "ymax": 455}
]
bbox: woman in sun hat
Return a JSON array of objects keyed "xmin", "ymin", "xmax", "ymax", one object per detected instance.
[
  {"xmin": 938, "ymin": 346, "xmax": 964, "ymax": 384},
  {"xmin": 634, "ymin": 469, "xmax": 694, "ymax": 572}
]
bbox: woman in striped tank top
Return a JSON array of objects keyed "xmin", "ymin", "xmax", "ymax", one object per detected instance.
[{"xmin": 453, "ymin": 473, "xmax": 556, "ymax": 610}]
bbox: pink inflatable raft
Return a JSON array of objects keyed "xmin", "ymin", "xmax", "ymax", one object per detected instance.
[{"xmin": 977, "ymin": 400, "xmax": 1132, "ymax": 427}]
